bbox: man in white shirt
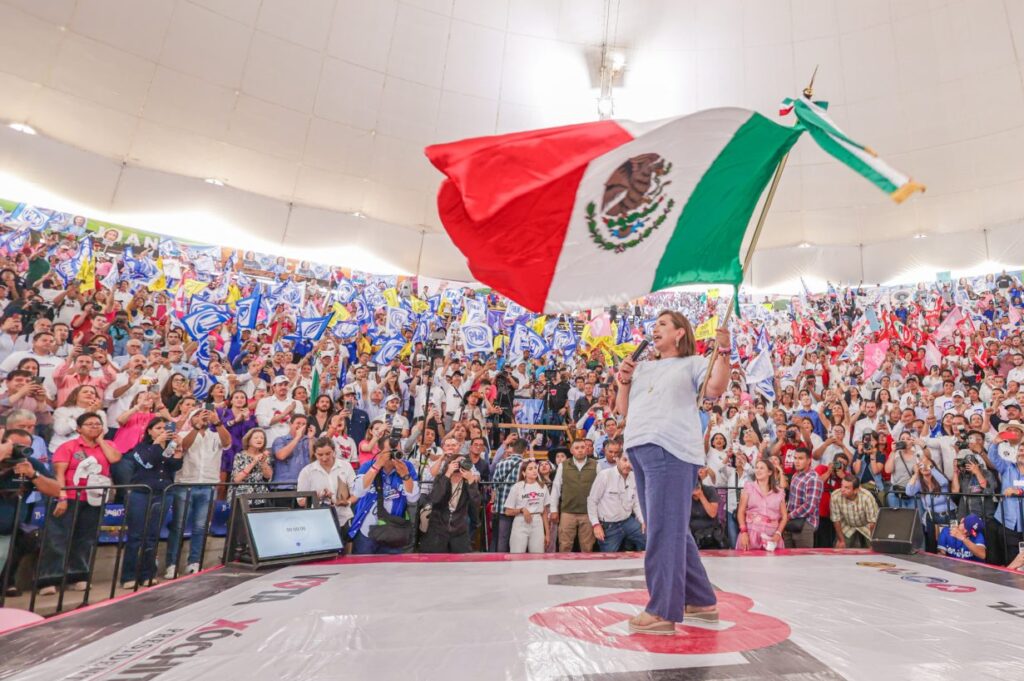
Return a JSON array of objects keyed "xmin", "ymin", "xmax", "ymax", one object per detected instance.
[
  {"xmin": 381, "ymin": 393, "xmax": 410, "ymax": 435},
  {"xmin": 166, "ymin": 408, "xmax": 230, "ymax": 578},
  {"xmin": 104, "ymin": 355, "xmax": 158, "ymax": 424},
  {"xmin": 297, "ymin": 437, "xmax": 356, "ymax": 531},
  {"xmin": 852, "ymin": 400, "xmax": 882, "ymax": 442},
  {"xmin": 256, "ymin": 375, "xmax": 301, "ymax": 445},
  {"xmin": 587, "ymin": 451, "xmax": 645, "ymax": 552},
  {"xmin": 1008, "ymin": 353, "xmax": 1024, "ymax": 387},
  {"xmin": 0, "ymin": 313, "xmax": 30, "ymax": 364},
  {"xmin": 0, "ymin": 331, "xmax": 62, "ymax": 379}
]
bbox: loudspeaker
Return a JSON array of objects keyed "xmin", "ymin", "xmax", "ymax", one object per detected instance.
[{"xmin": 870, "ymin": 508, "xmax": 924, "ymax": 554}]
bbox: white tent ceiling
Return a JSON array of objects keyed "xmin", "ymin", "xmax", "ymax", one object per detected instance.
[{"xmin": 1, "ymin": 0, "xmax": 1023, "ymax": 291}]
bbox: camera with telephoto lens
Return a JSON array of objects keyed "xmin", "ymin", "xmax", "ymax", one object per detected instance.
[
  {"xmin": 0, "ymin": 445, "xmax": 34, "ymax": 473},
  {"xmin": 388, "ymin": 427, "xmax": 403, "ymax": 456},
  {"xmin": 458, "ymin": 457, "xmax": 474, "ymax": 472},
  {"xmin": 958, "ymin": 453, "xmax": 979, "ymax": 470},
  {"xmin": 894, "ymin": 441, "xmax": 908, "ymax": 452}
]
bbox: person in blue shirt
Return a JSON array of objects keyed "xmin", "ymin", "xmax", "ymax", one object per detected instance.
[
  {"xmin": 982, "ymin": 440, "xmax": 1024, "ymax": 565},
  {"xmin": 793, "ymin": 390, "xmax": 826, "ymax": 440},
  {"xmin": 349, "ymin": 438, "xmax": 419, "ymax": 555},
  {"xmin": 270, "ymin": 414, "xmax": 313, "ymax": 487},
  {"xmin": 937, "ymin": 514, "xmax": 986, "ymax": 562},
  {"xmin": 121, "ymin": 418, "xmax": 183, "ymax": 588}
]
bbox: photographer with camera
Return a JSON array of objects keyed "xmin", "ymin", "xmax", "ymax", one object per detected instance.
[
  {"xmin": 815, "ymin": 452, "xmax": 851, "ymax": 548},
  {"xmin": 884, "ymin": 431, "xmax": 922, "ymax": 509},
  {"xmin": 0, "ymin": 429, "xmax": 59, "ymax": 596},
  {"xmin": 420, "ymin": 451, "xmax": 481, "ymax": 554},
  {"xmin": 950, "ymin": 440, "xmax": 999, "ymax": 552},
  {"xmin": 350, "ymin": 427, "xmax": 419, "ymax": 555}
]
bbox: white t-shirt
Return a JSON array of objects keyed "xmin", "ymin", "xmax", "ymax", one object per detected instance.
[
  {"xmin": 296, "ymin": 460, "xmax": 356, "ymax": 525},
  {"xmin": 505, "ymin": 481, "xmax": 549, "ymax": 514},
  {"xmin": 623, "ymin": 356, "xmax": 707, "ymax": 465},
  {"xmin": 255, "ymin": 395, "xmax": 300, "ymax": 445}
]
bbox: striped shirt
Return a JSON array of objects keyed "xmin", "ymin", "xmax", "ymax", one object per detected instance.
[{"xmin": 829, "ymin": 488, "xmax": 879, "ymax": 539}]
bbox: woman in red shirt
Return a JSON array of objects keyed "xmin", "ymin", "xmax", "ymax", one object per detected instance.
[{"xmin": 37, "ymin": 411, "xmax": 123, "ymax": 594}]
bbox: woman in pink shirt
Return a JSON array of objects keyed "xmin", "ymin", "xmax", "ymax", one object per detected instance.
[
  {"xmin": 736, "ymin": 459, "xmax": 789, "ymax": 551},
  {"xmin": 112, "ymin": 391, "xmax": 171, "ymax": 453}
]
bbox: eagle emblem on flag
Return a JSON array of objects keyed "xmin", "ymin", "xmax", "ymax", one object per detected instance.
[{"xmin": 585, "ymin": 153, "xmax": 675, "ymax": 253}]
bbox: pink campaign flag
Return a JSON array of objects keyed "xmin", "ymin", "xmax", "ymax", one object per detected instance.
[
  {"xmin": 862, "ymin": 340, "xmax": 890, "ymax": 378},
  {"xmin": 1010, "ymin": 306, "xmax": 1022, "ymax": 327},
  {"xmin": 587, "ymin": 312, "xmax": 612, "ymax": 339},
  {"xmin": 933, "ymin": 307, "xmax": 964, "ymax": 345},
  {"xmin": 924, "ymin": 340, "xmax": 942, "ymax": 369}
]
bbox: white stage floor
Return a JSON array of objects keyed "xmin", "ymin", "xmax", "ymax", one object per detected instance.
[{"xmin": 2, "ymin": 549, "xmax": 1023, "ymax": 680}]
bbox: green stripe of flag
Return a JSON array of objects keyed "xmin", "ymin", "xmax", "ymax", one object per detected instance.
[{"xmin": 652, "ymin": 113, "xmax": 802, "ymax": 291}]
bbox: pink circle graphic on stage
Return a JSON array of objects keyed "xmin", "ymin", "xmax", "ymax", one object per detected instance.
[{"xmin": 529, "ymin": 590, "xmax": 790, "ymax": 655}]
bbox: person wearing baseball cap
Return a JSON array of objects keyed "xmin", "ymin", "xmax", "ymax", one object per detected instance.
[{"xmin": 936, "ymin": 514, "xmax": 986, "ymax": 562}]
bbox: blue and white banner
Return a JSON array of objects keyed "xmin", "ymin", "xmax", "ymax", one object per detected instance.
[
  {"xmin": 180, "ymin": 305, "xmax": 232, "ymax": 341},
  {"xmin": 0, "ymin": 228, "xmax": 31, "ymax": 253},
  {"xmin": 268, "ymin": 280, "xmax": 305, "ymax": 308},
  {"xmin": 335, "ymin": 279, "xmax": 358, "ymax": 304},
  {"xmin": 352, "ymin": 297, "xmax": 371, "ymax": 324},
  {"xmin": 509, "ymin": 323, "xmax": 548, "ymax": 362},
  {"xmin": 192, "ymin": 371, "xmax": 216, "ymax": 400},
  {"xmin": 745, "ymin": 350, "xmax": 774, "ymax": 385},
  {"xmin": 460, "ymin": 322, "xmax": 493, "ymax": 356},
  {"xmin": 513, "ymin": 398, "xmax": 544, "ymax": 426},
  {"xmin": 552, "ymin": 328, "xmax": 578, "ymax": 360},
  {"xmin": 463, "ymin": 297, "xmax": 486, "ymax": 324},
  {"xmin": 372, "ymin": 336, "xmax": 406, "ymax": 365},
  {"xmin": 386, "ymin": 306, "xmax": 413, "ymax": 335},
  {"xmin": 236, "ymin": 293, "xmax": 261, "ymax": 329},
  {"xmin": 194, "ymin": 339, "xmax": 212, "ymax": 371},
  {"xmin": 6, "ymin": 204, "xmax": 51, "ymax": 231},
  {"xmin": 503, "ymin": 301, "xmax": 527, "ymax": 326},
  {"xmin": 289, "ymin": 315, "xmax": 331, "ymax": 342},
  {"xmin": 332, "ymin": 321, "xmax": 360, "ymax": 340},
  {"xmin": 54, "ymin": 237, "xmax": 92, "ymax": 286}
]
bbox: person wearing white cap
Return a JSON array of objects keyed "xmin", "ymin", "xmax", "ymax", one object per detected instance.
[
  {"xmin": 255, "ymin": 374, "xmax": 302, "ymax": 445},
  {"xmin": 382, "ymin": 393, "xmax": 410, "ymax": 435}
]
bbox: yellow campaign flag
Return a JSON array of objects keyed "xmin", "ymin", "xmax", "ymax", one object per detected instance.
[
  {"xmin": 148, "ymin": 257, "xmax": 166, "ymax": 292},
  {"xmin": 611, "ymin": 341, "xmax": 638, "ymax": 360},
  {"xmin": 382, "ymin": 287, "xmax": 400, "ymax": 308},
  {"xmin": 762, "ymin": 302, "xmax": 773, "ymax": 311},
  {"xmin": 357, "ymin": 335, "xmax": 372, "ymax": 356},
  {"xmin": 226, "ymin": 284, "xmax": 242, "ymax": 307},
  {"xmin": 329, "ymin": 302, "xmax": 350, "ymax": 327},
  {"xmin": 694, "ymin": 315, "xmax": 718, "ymax": 341},
  {"xmin": 530, "ymin": 315, "xmax": 547, "ymax": 335},
  {"xmin": 707, "ymin": 288, "xmax": 720, "ymax": 300},
  {"xmin": 399, "ymin": 341, "xmax": 413, "ymax": 359},
  {"xmin": 409, "ymin": 296, "xmax": 429, "ymax": 314},
  {"xmin": 438, "ymin": 299, "xmax": 451, "ymax": 317},
  {"xmin": 78, "ymin": 258, "xmax": 96, "ymax": 293},
  {"xmin": 182, "ymin": 280, "xmax": 209, "ymax": 297}
]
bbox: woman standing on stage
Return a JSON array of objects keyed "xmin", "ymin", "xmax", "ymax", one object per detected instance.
[{"xmin": 616, "ymin": 310, "xmax": 730, "ymax": 635}]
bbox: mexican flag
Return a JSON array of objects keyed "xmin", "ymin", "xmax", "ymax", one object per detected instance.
[{"xmin": 426, "ymin": 100, "xmax": 923, "ymax": 314}]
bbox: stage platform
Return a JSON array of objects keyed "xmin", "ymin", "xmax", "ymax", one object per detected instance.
[{"xmin": 2, "ymin": 549, "xmax": 1023, "ymax": 680}]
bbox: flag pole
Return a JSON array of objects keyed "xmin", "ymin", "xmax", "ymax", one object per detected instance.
[{"xmin": 697, "ymin": 69, "xmax": 818, "ymax": 402}]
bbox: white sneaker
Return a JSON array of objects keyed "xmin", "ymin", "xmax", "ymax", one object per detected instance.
[
  {"xmin": 185, "ymin": 563, "xmax": 200, "ymax": 575},
  {"xmin": 38, "ymin": 586, "xmax": 57, "ymax": 596},
  {"xmin": 69, "ymin": 581, "xmax": 88, "ymax": 592},
  {"xmin": 164, "ymin": 566, "xmax": 177, "ymax": 580},
  {"xmin": 122, "ymin": 580, "xmax": 136, "ymax": 590}
]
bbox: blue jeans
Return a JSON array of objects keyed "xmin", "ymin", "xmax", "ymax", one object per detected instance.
[
  {"xmin": 598, "ymin": 516, "xmax": 646, "ymax": 552},
  {"xmin": 121, "ymin": 490, "xmax": 164, "ymax": 584},
  {"xmin": 629, "ymin": 444, "xmax": 716, "ymax": 623},
  {"xmin": 888, "ymin": 491, "xmax": 918, "ymax": 510},
  {"xmin": 725, "ymin": 511, "xmax": 739, "ymax": 549},
  {"xmin": 352, "ymin": 531, "xmax": 404, "ymax": 555},
  {"xmin": 165, "ymin": 485, "xmax": 213, "ymax": 568}
]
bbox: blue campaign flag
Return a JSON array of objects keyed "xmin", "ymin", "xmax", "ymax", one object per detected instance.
[
  {"xmin": 486, "ymin": 308, "xmax": 503, "ymax": 333},
  {"xmin": 192, "ymin": 372, "xmax": 216, "ymax": 400},
  {"xmin": 180, "ymin": 304, "xmax": 232, "ymax": 341},
  {"xmin": 386, "ymin": 306, "xmax": 413, "ymax": 335},
  {"xmin": 352, "ymin": 296, "xmax": 371, "ymax": 324},
  {"xmin": 188, "ymin": 298, "xmax": 225, "ymax": 315},
  {"xmin": 335, "ymin": 279, "xmax": 358, "ymax": 304},
  {"xmin": 288, "ymin": 315, "xmax": 331, "ymax": 342},
  {"xmin": 372, "ymin": 336, "xmax": 406, "ymax": 365},
  {"xmin": 552, "ymin": 328, "xmax": 578, "ymax": 359},
  {"xmin": 6, "ymin": 204, "xmax": 51, "ymax": 231},
  {"xmin": 412, "ymin": 319, "xmax": 432, "ymax": 343},
  {"xmin": 332, "ymin": 321, "xmax": 360, "ymax": 340},
  {"xmin": 54, "ymin": 237, "xmax": 92, "ymax": 286},
  {"xmin": 509, "ymin": 323, "xmax": 548, "ymax": 361},
  {"xmin": 0, "ymin": 228, "xmax": 31, "ymax": 253},
  {"xmin": 463, "ymin": 297, "xmax": 486, "ymax": 323},
  {"xmin": 616, "ymin": 319, "xmax": 632, "ymax": 345},
  {"xmin": 642, "ymin": 319, "xmax": 657, "ymax": 338},
  {"xmin": 236, "ymin": 293, "xmax": 261, "ymax": 329},
  {"xmin": 503, "ymin": 301, "xmax": 527, "ymax": 326},
  {"xmin": 194, "ymin": 339, "xmax": 212, "ymax": 371},
  {"xmin": 460, "ymin": 322, "xmax": 494, "ymax": 356}
]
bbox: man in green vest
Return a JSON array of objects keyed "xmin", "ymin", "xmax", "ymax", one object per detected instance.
[{"xmin": 550, "ymin": 438, "xmax": 599, "ymax": 552}]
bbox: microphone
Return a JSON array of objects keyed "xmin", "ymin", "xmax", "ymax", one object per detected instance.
[{"xmin": 630, "ymin": 339, "xmax": 649, "ymax": 362}]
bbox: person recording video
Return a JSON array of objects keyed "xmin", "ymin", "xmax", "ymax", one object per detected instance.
[
  {"xmin": 419, "ymin": 452, "xmax": 481, "ymax": 554},
  {"xmin": 350, "ymin": 426, "xmax": 419, "ymax": 555}
]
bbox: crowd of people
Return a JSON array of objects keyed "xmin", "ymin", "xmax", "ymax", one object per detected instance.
[{"xmin": 2, "ymin": 214, "xmax": 1024, "ymax": 605}]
